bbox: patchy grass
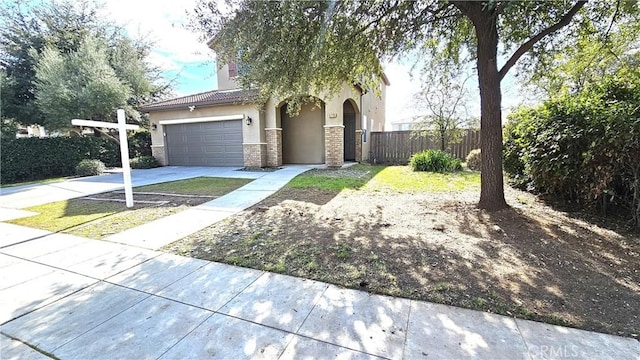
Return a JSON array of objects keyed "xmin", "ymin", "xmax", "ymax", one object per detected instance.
[
  {"xmin": 8, "ymin": 200, "xmax": 128, "ymax": 232},
  {"xmin": 365, "ymin": 166, "xmax": 480, "ymax": 192},
  {"xmin": 69, "ymin": 205, "xmax": 190, "ymax": 239},
  {"xmin": 135, "ymin": 177, "xmax": 251, "ymax": 196},
  {"xmin": 287, "ymin": 165, "xmax": 384, "ymax": 191},
  {"xmin": 8, "ymin": 177, "xmax": 251, "ymax": 238}
]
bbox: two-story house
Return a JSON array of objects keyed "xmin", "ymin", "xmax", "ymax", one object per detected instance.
[{"xmin": 139, "ymin": 62, "xmax": 388, "ymax": 168}]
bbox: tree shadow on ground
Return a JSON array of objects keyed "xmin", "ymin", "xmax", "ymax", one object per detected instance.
[{"xmin": 169, "ymin": 189, "xmax": 640, "ymax": 339}]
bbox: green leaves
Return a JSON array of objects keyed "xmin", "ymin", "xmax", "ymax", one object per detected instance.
[
  {"xmin": 504, "ymin": 70, "xmax": 640, "ymax": 228},
  {"xmin": 34, "ymin": 37, "xmax": 131, "ymax": 131},
  {"xmin": 1, "ymin": 0, "xmax": 169, "ymax": 128}
]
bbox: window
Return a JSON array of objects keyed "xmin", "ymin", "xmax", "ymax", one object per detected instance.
[
  {"xmin": 228, "ymin": 62, "xmax": 247, "ymax": 78},
  {"xmin": 228, "ymin": 63, "xmax": 238, "ymax": 78}
]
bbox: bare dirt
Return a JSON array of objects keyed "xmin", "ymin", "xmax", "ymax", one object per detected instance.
[
  {"xmin": 164, "ymin": 183, "xmax": 640, "ymax": 338},
  {"xmin": 68, "ymin": 192, "xmax": 214, "ymax": 239}
]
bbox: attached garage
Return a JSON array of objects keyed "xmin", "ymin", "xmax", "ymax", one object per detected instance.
[{"xmin": 163, "ymin": 119, "xmax": 243, "ymax": 166}]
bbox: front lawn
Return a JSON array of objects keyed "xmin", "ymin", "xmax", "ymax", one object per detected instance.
[
  {"xmin": 365, "ymin": 165, "xmax": 480, "ymax": 192},
  {"xmin": 165, "ymin": 165, "xmax": 640, "ymax": 339},
  {"xmin": 134, "ymin": 177, "xmax": 250, "ymax": 196},
  {"xmin": 8, "ymin": 177, "xmax": 251, "ymax": 239}
]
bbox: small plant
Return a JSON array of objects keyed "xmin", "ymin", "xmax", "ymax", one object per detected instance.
[
  {"xmin": 75, "ymin": 159, "xmax": 106, "ymax": 177},
  {"xmin": 336, "ymin": 243, "xmax": 352, "ymax": 259},
  {"xmin": 129, "ymin": 156, "xmax": 159, "ymax": 169},
  {"xmin": 410, "ymin": 149, "xmax": 462, "ymax": 173},
  {"xmin": 465, "ymin": 148, "xmax": 481, "ymax": 171}
]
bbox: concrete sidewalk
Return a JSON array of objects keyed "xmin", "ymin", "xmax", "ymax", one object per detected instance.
[
  {"xmin": 104, "ymin": 166, "xmax": 311, "ymax": 249},
  {"xmin": 0, "ymin": 223, "xmax": 638, "ymax": 360}
]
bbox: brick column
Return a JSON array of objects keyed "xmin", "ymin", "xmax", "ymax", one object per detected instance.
[
  {"xmin": 243, "ymin": 143, "xmax": 267, "ymax": 168},
  {"xmin": 265, "ymin": 128, "xmax": 282, "ymax": 167},
  {"xmin": 151, "ymin": 145, "xmax": 167, "ymax": 166},
  {"xmin": 324, "ymin": 125, "xmax": 344, "ymax": 168},
  {"xmin": 355, "ymin": 130, "xmax": 363, "ymax": 162}
]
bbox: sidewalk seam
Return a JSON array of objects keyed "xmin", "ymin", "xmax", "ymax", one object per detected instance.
[
  {"xmin": 514, "ymin": 317, "xmax": 534, "ymax": 360},
  {"xmin": 400, "ymin": 300, "xmax": 413, "ymax": 359}
]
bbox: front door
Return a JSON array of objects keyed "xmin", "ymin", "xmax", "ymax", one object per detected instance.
[{"xmin": 343, "ymin": 105, "xmax": 356, "ymax": 161}]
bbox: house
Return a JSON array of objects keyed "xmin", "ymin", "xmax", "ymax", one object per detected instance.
[
  {"xmin": 390, "ymin": 117, "xmax": 421, "ymax": 131},
  {"xmin": 139, "ymin": 62, "xmax": 388, "ymax": 168}
]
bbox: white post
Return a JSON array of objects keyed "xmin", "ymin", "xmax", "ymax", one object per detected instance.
[{"xmin": 117, "ymin": 109, "xmax": 134, "ymax": 208}]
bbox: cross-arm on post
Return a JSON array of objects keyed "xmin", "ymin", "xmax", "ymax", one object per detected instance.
[{"xmin": 71, "ymin": 109, "xmax": 139, "ymax": 208}]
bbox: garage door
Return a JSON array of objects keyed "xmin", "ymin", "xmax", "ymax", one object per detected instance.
[{"xmin": 165, "ymin": 120, "xmax": 243, "ymax": 166}]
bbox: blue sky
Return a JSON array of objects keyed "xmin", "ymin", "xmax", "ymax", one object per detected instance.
[
  {"xmin": 103, "ymin": 0, "xmax": 218, "ymax": 96},
  {"xmin": 103, "ymin": 0, "xmax": 529, "ymax": 126}
]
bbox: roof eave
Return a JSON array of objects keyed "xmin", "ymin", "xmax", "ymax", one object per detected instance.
[{"xmin": 138, "ymin": 98, "xmax": 259, "ymax": 113}]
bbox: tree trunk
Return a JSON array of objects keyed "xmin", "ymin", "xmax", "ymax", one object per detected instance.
[{"xmin": 474, "ymin": 15, "xmax": 508, "ymax": 211}]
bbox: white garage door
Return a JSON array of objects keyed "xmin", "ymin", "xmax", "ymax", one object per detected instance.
[{"xmin": 165, "ymin": 120, "xmax": 243, "ymax": 166}]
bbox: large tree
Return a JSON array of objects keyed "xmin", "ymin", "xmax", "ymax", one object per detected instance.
[
  {"xmin": 191, "ymin": 0, "xmax": 638, "ymax": 210},
  {"xmin": 0, "ymin": 0, "xmax": 169, "ymax": 129},
  {"xmin": 34, "ymin": 37, "xmax": 131, "ymax": 132}
]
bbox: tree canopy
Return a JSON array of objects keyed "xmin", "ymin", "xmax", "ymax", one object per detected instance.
[
  {"xmin": 0, "ymin": 0, "xmax": 170, "ymax": 131},
  {"xmin": 191, "ymin": 0, "xmax": 639, "ymax": 210},
  {"xmin": 34, "ymin": 37, "xmax": 131, "ymax": 131}
]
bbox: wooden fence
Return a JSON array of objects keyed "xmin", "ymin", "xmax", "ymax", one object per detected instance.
[{"xmin": 369, "ymin": 130, "xmax": 480, "ymax": 164}]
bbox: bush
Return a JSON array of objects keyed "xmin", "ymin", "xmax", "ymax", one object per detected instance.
[
  {"xmin": 75, "ymin": 159, "xmax": 106, "ymax": 177},
  {"xmin": 130, "ymin": 155, "xmax": 159, "ymax": 169},
  {"xmin": 410, "ymin": 149, "xmax": 462, "ymax": 173},
  {"xmin": 465, "ymin": 149, "xmax": 481, "ymax": 171},
  {"xmin": 128, "ymin": 131, "xmax": 152, "ymax": 158},
  {"xmin": 0, "ymin": 136, "xmax": 120, "ymax": 184},
  {"xmin": 503, "ymin": 70, "xmax": 640, "ymax": 229}
]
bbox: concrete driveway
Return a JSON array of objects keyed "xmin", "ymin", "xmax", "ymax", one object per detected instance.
[{"xmin": 0, "ymin": 166, "xmax": 265, "ymax": 210}]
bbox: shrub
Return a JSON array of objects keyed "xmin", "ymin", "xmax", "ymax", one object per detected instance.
[
  {"xmin": 0, "ymin": 136, "xmax": 120, "ymax": 184},
  {"xmin": 465, "ymin": 149, "xmax": 481, "ymax": 171},
  {"xmin": 75, "ymin": 159, "xmax": 106, "ymax": 177},
  {"xmin": 128, "ymin": 131, "xmax": 152, "ymax": 158},
  {"xmin": 503, "ymin": 70, "xmax": 640, "ymax": 229},
  {"xmin": 410, "ymin": 149, "xmax": 462, "ymax": 173},
  {"xmin": 130, "ymin": 155, "xmax": 159, "ymax": 169}
]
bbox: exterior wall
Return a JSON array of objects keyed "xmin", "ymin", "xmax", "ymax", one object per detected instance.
[
  {"xmin": 151, "ymin": 145, "xmax": 167, "ymax": 166},
  {"xmin": 360, "ymin": 78, "xmax": 387, "ymax": 162},
  {"xmin": 281, "ymin": 102, "xmax": 325, "ymax": 164},
  {"xmin": 355, "ymin": 129, "xmax": 363, "ymax": 162},
  {"xmin": 147, "ymin": 103, "xmax": 263, "ymax": 167},
  {"xmin": 324, "ymin": 125, "xmax": 344, "ymax": 167},
  {"xmin": 267, "ymin": 82, "xmax": 367, "ymax": 167},
  {"xmin": 216, "ymin": 63, "xmax": 240, "ymax": 91}
]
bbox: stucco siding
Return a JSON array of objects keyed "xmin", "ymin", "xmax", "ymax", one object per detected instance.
[{"xmin": 282, "ymin": 102, "xmax": 325, "ymax": 164}]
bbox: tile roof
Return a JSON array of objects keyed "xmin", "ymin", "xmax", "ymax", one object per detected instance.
[{"xmin": 138, "ymin": 88, "xmax": 259, "ymax": 112}]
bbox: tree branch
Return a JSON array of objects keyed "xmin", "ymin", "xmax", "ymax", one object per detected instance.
[{"xmin": 498, "ymin": 1, "xmax": 587, "ymax": 80}]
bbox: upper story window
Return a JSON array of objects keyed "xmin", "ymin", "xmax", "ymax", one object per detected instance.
[
  {"xmin": 228, "ymin": 63, "xmax": 238, "ymax": 78},
  {"xmin": 228, "ymin": 62, "xmax": 247, "ymax": 78}
]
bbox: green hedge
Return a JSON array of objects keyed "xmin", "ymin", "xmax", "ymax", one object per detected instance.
[
  {"xmin": 128, "ymin": 131, "xmax": 152, "ymax": 158},
  {"xmin": 1, "ymin": 136, "xmax": 120, "ymax": 184},
  {"xmin": 504, "ymin": 70, "xmax": 640, "ymax": 229}
]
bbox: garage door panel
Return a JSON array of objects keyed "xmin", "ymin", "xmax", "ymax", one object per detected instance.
[{"xmin": 165, "ymin": 120, "xmax": 243, "ymax": 166}]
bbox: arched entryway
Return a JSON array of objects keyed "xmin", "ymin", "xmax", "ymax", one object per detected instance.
[
  {"xmin": 280, "ymin": 100, "xmax": 325, "ymax": 164},
  {"xmin": 343, "ymin": 100, "xmax": 357, "ymax": 161}
]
